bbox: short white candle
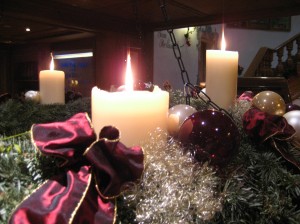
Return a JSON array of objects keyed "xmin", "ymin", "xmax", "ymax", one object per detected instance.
[
  {"xmin": 39, "ymin": 56, "xmax": 65, "ymax": 104},
  {"xmin": 91, "ymin": 54, "xmax": 169, "ymax": 147},
  {"xmin": 206, "ymin": 31, "xmax": 238, "ymax": 110}
]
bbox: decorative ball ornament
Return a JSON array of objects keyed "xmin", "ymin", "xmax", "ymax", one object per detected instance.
[
  {"xmin": 134, "ymin": 81, "xmax": 154, "ymax": 91},
  {"xmin": 293, "ymin": 99, "xmax": 300, "ymax": 107},
  {"xmin": 283, "ymin": 110, "xmax": 300, "ymax": 142},
  {"xmin": 252, "ymin": 91, "xmax": 286, "ymax": 116},
  {"xmin": 178, "ymin": 109, "xmax": 240, "ymax": 167},
  {"xmin": 68, "ymin": 79, "xmax": 79, "ymax": 88},
  {"xmin": 286, "ymin": 103, "xmax": 300, "ymax": 112},
  {"xmin": 167, "ymin": 104, "xmax": 197, "ymax": 136},
  {"xmin": 25, "ymin": 90, "xmax": 40, "ymax": 103},
  {"xmin": 198, "ymin": 88, "xmax": 207, "ymax": 99}
]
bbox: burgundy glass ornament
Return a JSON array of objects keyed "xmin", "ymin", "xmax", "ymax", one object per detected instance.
[
  {"xmin": 286, "ymin": 103, "xmax": 300, "ymax": 112},
  {"xmin": 178, "ymin": 109, "xmax": 240, "ymax": 167},
  {"xmin": 134, "ymin": 81, "xmax": 154, "ymax": 91}
]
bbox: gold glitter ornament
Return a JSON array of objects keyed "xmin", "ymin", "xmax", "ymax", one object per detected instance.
[{"xmin": 252, "ymin": 91, "xmax": 286, "ymax": 116}]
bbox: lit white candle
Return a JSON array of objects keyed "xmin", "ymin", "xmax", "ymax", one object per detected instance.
[
  {"xmin": 206, "ymin": 29, "xmax": 239, "ymax": 110},
  {"xmin": 92, "ymin": 53, "xmax": 169, "ymax": 147},
  {"xmin": 39, "ymin": 55, "xmax": 65, "ymax": 104}
]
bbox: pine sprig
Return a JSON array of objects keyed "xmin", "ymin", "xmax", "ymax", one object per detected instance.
[
  {"xmin": 0, "ymin": 132, "xmax": 63, "ymax": 223},
  {"xmin": 215, "ymin": 133, "xmax": 300, "ymax": 224},
  {"xmin": 0, "ymin": 98, "xmax": 91, "ymax": 136},
  {"xmin": 0, "ymin": 133, "xmax": 37, "ymax": 223}
]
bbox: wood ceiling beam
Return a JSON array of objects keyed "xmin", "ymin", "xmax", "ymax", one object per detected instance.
[
  {"xmin": 2, "ymin": 0, "xmax": 138, "ymax": 34},
  {"xmin": 168, "ymin": 0, "xmax": 209, "ymax": 17},
  {"xmin": 2, "ymin": 0, "xmax": 300, "ymax": 33},
  {"xmin": 150, "ymin": 4, "xmax": 300, "ymax": 30}
]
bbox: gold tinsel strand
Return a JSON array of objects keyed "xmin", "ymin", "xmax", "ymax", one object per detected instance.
[{"xmin": 122, "ymin": 129, "xmax": 223, "ymax": 223}]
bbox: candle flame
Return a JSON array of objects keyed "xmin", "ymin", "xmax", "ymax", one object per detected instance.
[
  {"xmin": 50, "ymin": 53, "xmax": 54, "ymax": 70},
  {"xmin": 221, "ymin": 27, "xmax": 226, "ymax": 51},
  {"xmin": 125, "ymin": 53, "xmax": 134, "ymax": 91}
]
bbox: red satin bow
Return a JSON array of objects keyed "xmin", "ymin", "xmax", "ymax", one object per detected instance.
[
  {"xmin": 243, "ymin": 107, "xmax": 300, "ymax": 169},
  {"xmin": 9, "ymin": 113, "xmax": 144, "ymax": 224}
]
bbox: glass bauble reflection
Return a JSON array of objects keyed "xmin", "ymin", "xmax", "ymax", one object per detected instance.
[
  {"xmin": 252, "ymin": 91, "xmax": 286, "ymax": 116},
  {"xmin": 283, "ymin": 110, "xmax": 300, "ymax": 142},
  {"xmin": 25, "ymin": 90, "xmax": 40, "ymax": 103},
  {"xmin": 167, "ymin": 104, "xmax": 197, "ymax": 136},
  {"xmin": 134, "ymin": 81, "xmax": 154, "ymax": 91},
  {"xmin": 286, "ymin": 103, "xmax": 300, "ymax": 112},
  {"xmin": 178, "ymin": 109, "xmax": 240, "ymax": 167}
]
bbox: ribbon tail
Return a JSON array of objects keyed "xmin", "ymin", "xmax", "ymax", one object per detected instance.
[
  {"xmin": 271, "ymin": 138, "xmax": 300, "ymax": 170},
  {"xmin": 72, "ymin": 181, "xmax": 116, "ymax": 224},
  {"xmin": 9, "ymin": 166, "xmax": 91, "ymax": 224}
]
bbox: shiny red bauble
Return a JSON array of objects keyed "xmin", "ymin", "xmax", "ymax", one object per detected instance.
[{"xmin": 178, "ymin": 109, "xmax": 240, "ymax": 167}]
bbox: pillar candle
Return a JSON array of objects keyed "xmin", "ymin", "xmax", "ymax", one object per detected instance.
[
  {"xmin": 91, "ymin": 53, "xmax": 169, "ymax": 147},
  {"xmin": 92, "ymin": 86, "xmax": 169, "ymax": 146},
  {"xmin": 206, "ymin": 31, "xmax": 239, "ymax": 110},
  {"xmin": 39, "ymin": 57, "xmax": 65, "ymax": 104}
]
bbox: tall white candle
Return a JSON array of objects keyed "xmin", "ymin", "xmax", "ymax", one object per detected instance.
[
  {"xmin": 92, "ymin": 54, "xmax": 169, "ymax": 147},
  {"xmin": 206, "ymin": 30, "xmax": 238, "ymax": 110},
  {"xmin": 39, "ymin": 56, "xmax": 65, "ymax": 104},
  {"xmin": 92, "ymin": 86, "xmax": 169, "ymax": 146}
]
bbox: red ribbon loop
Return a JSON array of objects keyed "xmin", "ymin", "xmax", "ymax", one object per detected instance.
[
  {"xmin": 9, "ymin": 113, "xmax": 144, "ymax": 224},
  {"xmin": 243, "ymin": 107, "xmax": 300, "ymax": 170}
]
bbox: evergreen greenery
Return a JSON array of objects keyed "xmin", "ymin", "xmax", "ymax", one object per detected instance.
[
  {"xmin": 0, "ymin": 94, "xmax": 300, "ymax": 223},
  {"xmin": 0, "ymin": 98, "xmax": 91, "ymax": 136}
]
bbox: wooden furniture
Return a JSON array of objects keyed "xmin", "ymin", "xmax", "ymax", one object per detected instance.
[
  {"xmin": 242, "ymin": 33, "xmax": 300, "ymax": 102},
  {"xmin": 14, "ymin": 61, "xmax": 38, "ymax": 94},
  {"xmin": 237, "ymin": 77, "xmax": 291, "ymax": 103},
  {"xmin": 197, "ymin": 26, "xmax": 219, "ymax": 83}
]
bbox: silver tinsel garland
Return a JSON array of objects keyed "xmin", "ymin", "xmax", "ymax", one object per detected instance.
[{"xmin": 122, "ymin": 130, "xmax": 223, "ymax": 223}]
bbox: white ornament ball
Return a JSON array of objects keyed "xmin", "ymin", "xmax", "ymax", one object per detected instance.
[
  {"xmin": 198, "ymin": 88, "xmax": 207, "ymax": 99},
  {"xmin": 167, "ymin": 104, "xmax": 197, "ymax": 136},
  {"xmin": 283, "ymin": 110, "xmax": 300, "ymax": 143},
  {"xmin": 25, "ymin": 90, "xmax": 40, "ymax": 103}
]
